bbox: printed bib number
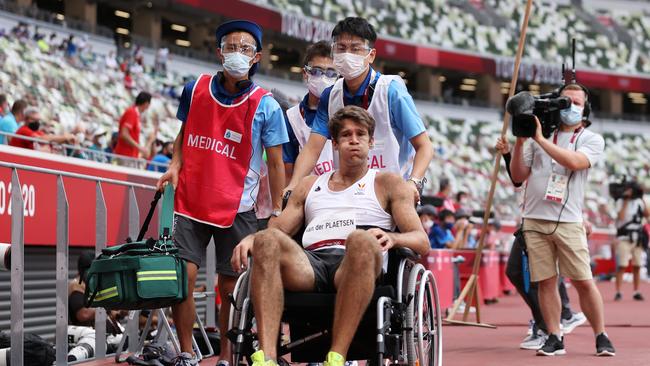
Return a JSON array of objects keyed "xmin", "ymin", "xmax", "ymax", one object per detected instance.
[{"xmin": 544, "ymin": 173, "xmax": 568, "ymax": 203}]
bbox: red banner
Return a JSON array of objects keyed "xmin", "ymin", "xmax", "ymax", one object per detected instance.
[{"xmin": 0, "ymin": 146, "xmax": 160, "ymax": 247}]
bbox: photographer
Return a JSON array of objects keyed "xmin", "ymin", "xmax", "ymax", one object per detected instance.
[
  {"xmin": 509, "ymin": 84, "xmax": 615, "ymax": 356},
  {"xmin": 613, "ymin": 185, "xmax": 649, "ymax": 301}
]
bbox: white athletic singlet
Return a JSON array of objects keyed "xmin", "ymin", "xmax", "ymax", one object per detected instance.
[
  {"xmin": 286, "ymin": 104, "xmax": 334, "ymax": 175},
  {"xmin": 302, "ymin": 169, "xmax": 395, "ymax": 251},
  {"xmin": 328, "ymin": 71, "xmax": 413, "ymax": 177}
]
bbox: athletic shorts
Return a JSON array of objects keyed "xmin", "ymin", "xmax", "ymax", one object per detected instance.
[
  {"xmin": 172, "ymin": 211, "xmax": 257, "ymax": 276},
  {"xmin": 522, "ymin": 218, "xmax": 592, "ymax": 282},
  {"xmin": 304, "ymin": 248, "xmax": 346, "ymax": 293},
  {"xmin": 616, "ymin": 238, "xmax": 645, "ymax": 267}
]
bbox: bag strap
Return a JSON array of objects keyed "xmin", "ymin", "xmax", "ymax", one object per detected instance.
[
  {"xmin": 159, "ymin": 184, "xmax": 175, "ymax": 238},
  {"xmin": 137, "ymin": 190, "xmax": 163, "ymax": 242}
]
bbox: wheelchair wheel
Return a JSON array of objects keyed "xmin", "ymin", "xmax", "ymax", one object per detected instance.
[
  {"xmin": 229, "ymin": 269, "xmax": 254, "ymax": 366},
  {"xmin": 405, "ymin": 265, "xmax": 442, "ymax": 366}
]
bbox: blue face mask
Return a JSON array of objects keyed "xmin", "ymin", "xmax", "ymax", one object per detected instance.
[
  {"xmin": 444, "ymin": 222, "xmax": 454, "ymax": 230},
  {"xmin": 560, "ymin": 104, "xmax": 584, "ymax": 126}
]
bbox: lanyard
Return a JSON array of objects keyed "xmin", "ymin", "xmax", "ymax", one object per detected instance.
[{"xmin": 552, "ymin": 127, "xmax": 582, "ymax": 145}]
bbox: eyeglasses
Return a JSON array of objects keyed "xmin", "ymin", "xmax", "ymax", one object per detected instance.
[
  {"xmin": 332, "ymin": 41, "xmax": 371, "ymax": 55},
  {"xmin": 220, "ymin": 42, "xmax": 257, "ymax": 57},
  {"xmin": 304, "ymin": 65, "xmax": 338, "ymax": 78}
]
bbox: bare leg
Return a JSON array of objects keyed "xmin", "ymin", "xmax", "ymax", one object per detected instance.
[
  {"xmin": 538, "ymin": 275, "xmax": 562, "ymax": 336},
  {"xmin": 251, "ymin": 228, "xmax": 315, "ymax": 360},
  {"xmin": 218, "ymin": 274, "xmax": 236, "ymax": 361},
  {"xmin": 632, "ymin": 266, "xmax": 640, "ymax": 292},
  {"xmin": 331, "ymin": 230, "xmax": 382, "ymax": 357},
  {"xmin": 615, "ymin": 267, "xmax": 624, "ymax": 294},
  {"xmin": 172, "ymin": 261, "xmax": 198, "ymax": 354},
  {"xmin": 572, "ymin": 279, "xmax": 606, "ymax": 334}
]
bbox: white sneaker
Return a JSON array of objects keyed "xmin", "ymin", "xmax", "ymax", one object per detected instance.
[
  {"xmin": 456, "ymin": 301, "xmax": 476, "ymax": 314},
  {"xmin": 520, "ymin": 330, "xmax": 548, "ymax": 350},
  {"xmin": 561, "ymin": 312, "xmax": 587, "ymax": 334}
]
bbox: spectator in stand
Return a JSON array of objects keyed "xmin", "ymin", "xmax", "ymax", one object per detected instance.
[
  {"xmin": 430, "ymin": 209, "xmax": 472, "ymax": 249},
  {"xmin": 0, "ymin": 99, "xmax": 26, "ymax": 144},
  {"xmin": 155, "ymin": 47, "xmax": 169, "ymax": 75},
  {"xmin": 114, "ymin": 91, "xmax": 151, "ymax": 164},
  {"xmin": 454, "ymin": 190, "xmax": 469, "ymax": 212},
  {"xmin": 105, "ymin": 50, "xmax": 118, "ymax": 70},
  {"xmin": 435, "ymin": 177, "xmax": 456, "ymax": 212},
  {"xmin": 0, "ymin": 94, "xmax": 8, "ymax": 116},
  {"xmin": 417, "ymin": 204, "xmax": 437, "ymax": 235},
  {"xmin": 65, "ymin": 35, "xmax": 77, "ymax": 61},
  {"xmin": 9, "ymin": 106, "xmax": 75, "ymax": 150},
  {"xmin": 104, "ymin": 131, "xmax": 119, "ymax": 162},
  {"xmin": 124, "ymin": 69, "xmax": 134, "ymax": 90},
  {"xmin": 147, "ymin": 141, "xmax": 173, "ymax": 173}
]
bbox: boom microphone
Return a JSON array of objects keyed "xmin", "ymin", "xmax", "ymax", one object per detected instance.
[{"xmin": 506, "ymin": 91, "xmax": 535, "ymax": 116}]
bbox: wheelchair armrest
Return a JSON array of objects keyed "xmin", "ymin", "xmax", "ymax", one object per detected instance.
[{"xmin": 391, "ymin": 247, "xmax": 420, "ymax": 261}]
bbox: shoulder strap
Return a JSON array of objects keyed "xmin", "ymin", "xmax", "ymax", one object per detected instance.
[{"xmin": 159, "ymin": 184, "xmax": 174, "ymax": 237}]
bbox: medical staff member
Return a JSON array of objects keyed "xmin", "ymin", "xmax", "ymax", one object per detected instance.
[
  {"xmin": 157, "ymin": 19, "xmax": 288, "ymax": 366},
  {"xmin": 284, "ymin": 17, "xmax": 433, "ymax": 201}
]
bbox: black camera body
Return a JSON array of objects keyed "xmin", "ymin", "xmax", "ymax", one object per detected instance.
[
  {"xmin": 507, "ymin": 91, "xmax": 572, "ymax": 138},
  {"xmin": 609, "ymin": 178, "xmax": 644, "ymax": 200}
]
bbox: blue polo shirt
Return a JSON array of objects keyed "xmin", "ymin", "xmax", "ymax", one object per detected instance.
[
  {"xmin": 177, "ymin": 75, "xmax": 289, "ymax": 210},
  {"xmin": 282, "ymin": 93, "xmax": 318, "ymax": 164},
  {"xmin": 0, "ymin": 113, "xmax": 18, "ymax": 144},
  {"xmin": 311, "ymin": 68, "xmax": 426, "ymax": 170},
  {"xmin": 429, "ymin": 224, "xmax": 454, "ymax": 249}
]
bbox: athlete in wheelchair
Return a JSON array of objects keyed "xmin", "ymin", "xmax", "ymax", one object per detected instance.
[{"xmin": 228, "ymin": 106, "xmax": 442, "ymax": 366}]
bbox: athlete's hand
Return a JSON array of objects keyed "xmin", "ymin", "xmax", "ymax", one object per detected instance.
[
  {"xmin": 156, "ymin": 163, "xmax": 179, "ymax": 191},
  {"xmin": 368, "ymin": 228, "xmax": 394, "ymax": 252},
  {"xmin": 231, "ymin": 234, "xmax": 255, "ymax": 273}
]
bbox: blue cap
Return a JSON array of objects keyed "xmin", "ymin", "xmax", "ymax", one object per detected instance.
[{"xmin": 215, "ymin": 20, "xmax": 263, "ymax": 76}]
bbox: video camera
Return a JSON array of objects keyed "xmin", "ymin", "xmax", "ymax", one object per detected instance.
[
  {"xmin": 506, "ymin": 91, "xmax": 571, "ymax": 138},
  {"xmin": 506, "ymin": 39, "xmax": 587, "ymax": 139},
  {"xmin": 609, "ymin": 177, "xmax": 644, "ymax": 200}
]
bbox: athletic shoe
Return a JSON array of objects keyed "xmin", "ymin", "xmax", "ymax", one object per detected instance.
[
  {"xmin": 520, "ymin": 329, "xmax": 548, "ymax": 350},
  {"xmin": 323, "ymin": 351, "xmax": 345, "ymax": 366},
  {"xmin": 536, "ymin": 334, "xmax": 566, "ymax": 356},
  {"xmin": 595, "ymin": 333, "xmax": 616, "ymax": 356},
  {"xmin": 633, "ymin": 292, "xmax": 644, "ymax": 301},
  {"xmin": 251, "ymin": 350, "xmax": 278, "ymax": 366},
  {"xmin": 172, "ymin": 352, "xmax": 198, "ymax": 366},
  {"xmin": 217, "ymin": 360, "xmax": 230, "ymax": 366},
  {"xmin": 561, "ymin": 312, "xmax": 587, "ymax": 334},
  {"xmin": 614, "ymin": 292, "xmax": 622, "ymax": 301}
]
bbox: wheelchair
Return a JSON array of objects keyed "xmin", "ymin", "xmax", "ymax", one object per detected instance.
[{"xmin": 227, "ymin": 245, "xmax": 443, "ymax": 366}]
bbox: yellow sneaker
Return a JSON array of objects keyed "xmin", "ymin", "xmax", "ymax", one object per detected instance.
[
  {"xmin": 323, "ymin": 351, "xmax": 345, "ymax": 366},
  {"xmin": 250, "ymin": 350, "xmax": 278, "ymax": 366}
]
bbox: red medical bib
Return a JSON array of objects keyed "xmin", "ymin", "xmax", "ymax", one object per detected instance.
[{"xmin": 175, "ymin": 74, "xmax": 268, "ymax": 227}]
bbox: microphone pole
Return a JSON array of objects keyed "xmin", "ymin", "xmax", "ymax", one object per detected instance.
[{"xmin": 445, "ymin": 0, "xmax": 535, "ymax": 327}]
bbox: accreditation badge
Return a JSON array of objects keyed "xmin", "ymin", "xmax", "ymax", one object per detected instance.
[{"xmin": 544, "ymin": 173, "xmax": 568, "ymax": 203}]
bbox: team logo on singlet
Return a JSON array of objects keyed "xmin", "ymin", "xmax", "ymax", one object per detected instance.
[{"xmin": 354, "ymin": 183, "xmax": 366, "ymax": 196}]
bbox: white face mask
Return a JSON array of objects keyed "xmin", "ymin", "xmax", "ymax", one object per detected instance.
[
  {"xmin": 306, "ymin": 75, "xmax": 336, "ymax": 98},
  {"xmin": 333, "ymin": 53, "xmax": 368, "ymax": 80},
  {"xmin": 222, "ymin": 52, "xmax": 253, "ymax": 78},
  {"xmin": 423, "ymin": 219, "xmax": 434, "ymax": 231},
  {"xmin": 560, "ymin": 103, "xmax": 584, "ymax": 126}
]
